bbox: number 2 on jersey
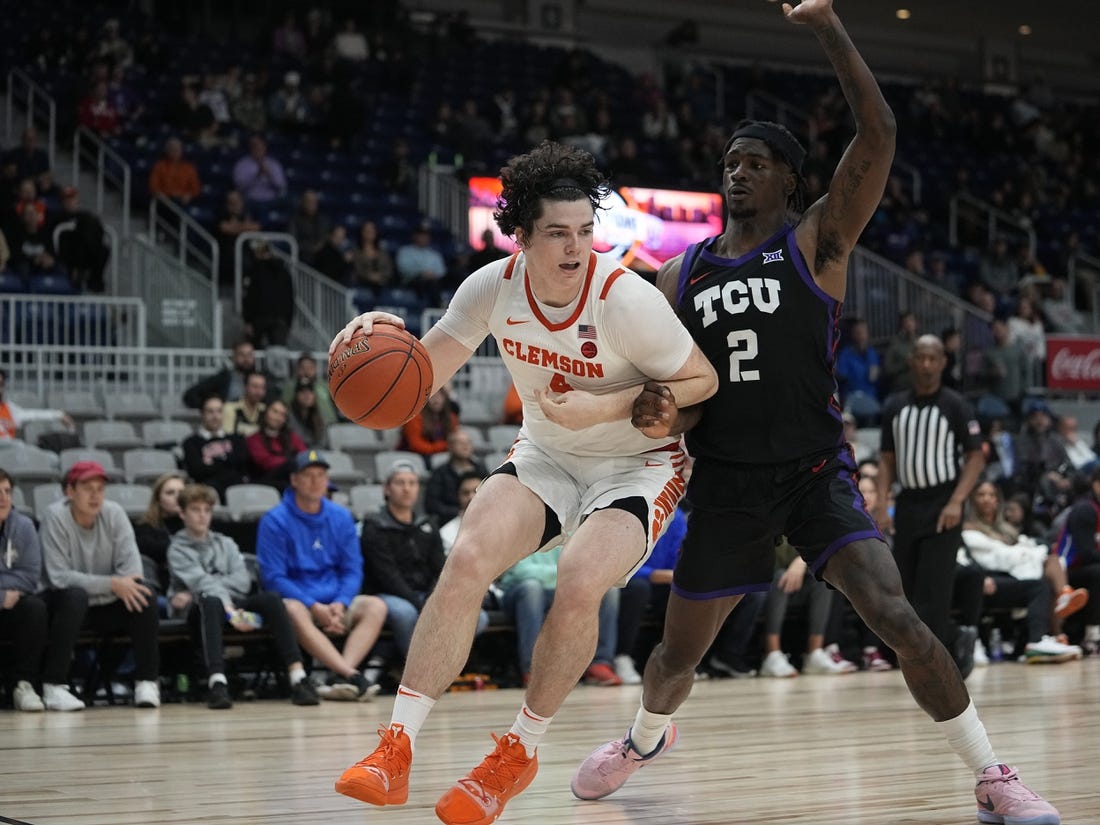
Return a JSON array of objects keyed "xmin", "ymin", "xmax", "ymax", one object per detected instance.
[{"xmin": 726, "ymin": 330, "xmax": 760, "ymax": 381}]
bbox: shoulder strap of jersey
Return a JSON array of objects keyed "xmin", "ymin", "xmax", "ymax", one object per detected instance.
[
  {"xmin": 502, "ymin": 252, "xmax": 520, "ymax": 280},
  {"xmin": 674, "ymin": 241, "xmax": 709, "ymax": 306}
]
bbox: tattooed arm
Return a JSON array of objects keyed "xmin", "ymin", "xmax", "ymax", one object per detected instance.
[{"xmin": 786, "ymin": 0, "xmax": 896, "ymax": 299}]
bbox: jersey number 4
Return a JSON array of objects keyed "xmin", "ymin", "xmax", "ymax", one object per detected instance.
[
  {"xmin": 727, "ymin": 330, "xmax": 760, "ymax": 382},
  {"xmin": 550, "ymin": 373, "xmax": 574, "ymax": 393}
]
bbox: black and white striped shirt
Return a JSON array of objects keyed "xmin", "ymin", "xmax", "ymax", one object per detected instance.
[{"xmin": 880, "ymin": 387, "xmax": 982, "ymax": 490}]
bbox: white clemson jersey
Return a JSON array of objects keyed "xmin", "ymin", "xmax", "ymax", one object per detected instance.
[{"xmin": 435, "ymin": 250, "xmax": 695, "ymax": 457}]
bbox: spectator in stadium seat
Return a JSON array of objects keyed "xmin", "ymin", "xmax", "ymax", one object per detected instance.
[
  {"xmin": 241, "ymin": 241, "xmax": 294, "ymax": 348},
  {"xmin": 0, "ymin": 469, "xmax": 53, "ymax": 712},
  {"xmin": 214, "ymin": 189, "xmax": 261, "ymax": 285},
  {"xmin": 52, "ymin": 188, "xmax": 109, "ymax": 292},
  {"xmin": 962, "ymin": 481, "xmax": 1087, "ymax": 647},
  {"xmin": 350, "ymin": 220, "xmax": 394, "ymax": 288},
  {"xmin": 399, "ymin": 387, "xmax": 459, "ymax": 457},
  {"xmin": 77, "ymin": 81, "xmax": 121, "ymax": 137},
  {"xmin": 758, "ymin": 537, "xmax": 858, "ymax": 677},
  {"xmin": 8, "ymin": 207, "xmax": 58, "ymax": 277},
  {"xmin": 1055, "ymin": 415, "xmax": 1099, "ymax": 475},
  {"xmin": 439, "ymin": 470, "xmax": 485, "ymax": 555},
  {"xmin": 286, "ymin": 190, "xmax": 331, "ymax": 264},
  {"xmin": 280, "ymin": 353, "xmax": 338, "ymax": 425},
  {"xmin": 168, "ymin": 483, "xmax": 320, "ymax": 709},
  {"xmin": 498, "ymin": 542, "xmax": 620, "ymax": 687},
  {"xmin": 425, "ymin": 429, "xmax": 488, "ymax": 523},
  {"xmin": 311, "ymin": 224, "xmax": 353, "ymax": 284},
  {"xmin": 1015, "ymin": 398, "xmax": 1075, "ymax": 521},
  {"xmin": 232, "ymin": 134, "xmax": 287, "ymax": 210},
  {"xmin": 182, "ymin": 395, "xmax": 249, "ymax": 502},
  {"xmin": 882, "ymin": 311, "xmax": 918, "ymax": 394},
  {"xmin": 835, "ymin": 318, "xmax": 881, "ymax": 425},
  {"xmin": 981, "ymin": 318, "xmax": 1028, "ymax": 418},
  {"xmin": 0, "ymin": 368, "xmax": 73, "ymax": 443},
  {"xmin": 361, "ymin": 462, "xmax": 488, "ymax": 663},
  {"xmin": 287, "ymin": 379, "xmax": 327, "ymax": 448},
  {"xmin": 223, "ymin": 372, "xmax": 268, "ymax": 439},
  {"xmin": 148, "ymin": 137, "xmax": 201, "ymax": 205},
  {"xmin": 468, "ymin": 228, "xmax": 509, "ymax": 272},
  {"xmin": 246, "ymin": 399, "xmax": 307, "ymax": 489},
  {"xmin": 3, "ymin": 128, "xmax": 50, "ymax": 184},
  {"xmin": 132, "ymin": 472, "xmax": 187, "ymax": 596},
  {"xmin": 231, "ymin": 74, "xmax": 267, "ymax": 134},
  {"xmin": 40, "ymin": 461, "xmax": 161, "ymax": 708},
  {"xmin": 183, "ymin": 338, "xmax": 277, "ymax": 409},
  {"xmin": 395, "ymin": 222, "xmax": 447, "ymax": 301},
  {"xmin": 257, "ymin": 451, "xmax": 386, "ymax": 700}
]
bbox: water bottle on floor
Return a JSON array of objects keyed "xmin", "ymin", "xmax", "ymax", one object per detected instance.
[{"xmin": 989, "ymin": 628, "xmax": 1003, "ymax": 663}]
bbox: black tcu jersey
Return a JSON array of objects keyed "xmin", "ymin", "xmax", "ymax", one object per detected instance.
[{"xmin": 675, "ymin": 225, "xmax": 845, "ymax": 465}]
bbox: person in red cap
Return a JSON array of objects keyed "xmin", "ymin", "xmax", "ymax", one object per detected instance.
[{"xmin": 39, "ymin": 460, "xmax": 162, "ymax": 708}]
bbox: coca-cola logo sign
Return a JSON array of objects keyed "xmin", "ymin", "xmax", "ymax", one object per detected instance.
[{"xmin": 1046, "ymin": 336, "xmax": 1100, "ymax": 390}]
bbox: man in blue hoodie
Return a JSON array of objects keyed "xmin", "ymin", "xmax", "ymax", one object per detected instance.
[{"xmin": 257, "ymin": 450, "xmax": 387, "ymax": 700}]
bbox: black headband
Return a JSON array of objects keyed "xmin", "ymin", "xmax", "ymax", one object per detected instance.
[
  {"xmin": 725, "ymin": 123, "xmax": 806, "ymax": 174},
  {"xmin": 541, "ymin": 177, "xmax": 583, "ymax": 195}
]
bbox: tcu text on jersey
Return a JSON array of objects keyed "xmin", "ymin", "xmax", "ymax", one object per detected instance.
[{"xmin": 693, "ymin": 277, "xmax": 782, "ymax": 327}]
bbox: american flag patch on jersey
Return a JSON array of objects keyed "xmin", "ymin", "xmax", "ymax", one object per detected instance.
[{"xmin": 578, "ymin": 324, "xmax": 597, "ymax": 340}]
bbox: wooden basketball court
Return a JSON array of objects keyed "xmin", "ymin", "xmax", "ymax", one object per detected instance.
[{"xmin": 2, "ymin": 660, "xmax": 1096, "ymax": 824}]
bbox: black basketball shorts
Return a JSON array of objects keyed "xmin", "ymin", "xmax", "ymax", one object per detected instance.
[{"xmin": 672, "ymin": 448, "xmax": 884, "ymax": 600}]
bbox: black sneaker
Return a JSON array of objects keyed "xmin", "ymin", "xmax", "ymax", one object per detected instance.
[
  {"xmin": 290, "ymin": 679, "xmax": 320, "ymax": 706},
  {"xmin": 350, "ymin": 671, "xmax": 380, "ymax": 702},
  {"xmin": 206, "ymin": 681, "xmax": 233, "ymax": 710}
]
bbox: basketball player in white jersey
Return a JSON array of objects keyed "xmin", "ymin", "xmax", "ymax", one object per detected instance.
[{"xmin": 330, "ymin": 140, "xmax": 717, "ymax": 825}]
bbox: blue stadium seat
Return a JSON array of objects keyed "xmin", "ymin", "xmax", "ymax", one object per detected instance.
[
  {"xmin": 0, "ymin": 271, "xmax": 28, "ymax": 293},
  {"xmin": 28, "ymin": 273, "xmax": 78, "ymax": 296}
]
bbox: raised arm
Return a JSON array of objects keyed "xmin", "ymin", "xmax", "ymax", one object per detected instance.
[{"xmin": 787, "ymin": 0, "xmax": 896, "ymax": 295}]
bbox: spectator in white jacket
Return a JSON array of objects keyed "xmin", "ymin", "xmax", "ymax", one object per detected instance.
[{"xmin": 961, "ymin": 481, "xmax": 1086, "ymax": 653}]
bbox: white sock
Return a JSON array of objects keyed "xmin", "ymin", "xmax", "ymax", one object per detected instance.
[
  {"xmin": 208, "ymin": 673, "xmax": 228, "ymax": 688},
  {"xmin": 391, "ymin": 685, "xmax": 436, "ymax": 751},
  {"xmin": 936, "ymin": 701, "xmax": 998, "ymax": 776},
  {"xmin": 1085, "ymin": 625, "xmax": 1100, "ymax": 642},
  {"xmin": 508, "ymin": 704, "xmax": 552, "ymax": 758},
  {"xmin": 629, "ymin": 703, "xmax": 673, "ymax": 757},
  {"xmin": 288, "ymin": 666, "xmax": 306, "ymax": 686}
]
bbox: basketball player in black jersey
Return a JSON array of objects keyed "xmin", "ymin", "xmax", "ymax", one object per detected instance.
[{"xmin": 572, "ymin": 2, "xmax": 1060, "ymax": 822}]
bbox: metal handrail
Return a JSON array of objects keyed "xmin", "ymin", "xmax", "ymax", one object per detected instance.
[
  {"xmin": 4, "ymin": 69, "xmax": 57, "ymax": 170},
  {"xmin": 745, "ymin": 89, "xmax": 815, "ymax": 143},
  {"xmin": 72, "ymin": 126, "xmax": 132, "ymax": 237},
  {"xmin": 148, "ymin": 194, "xmax": 220, "ymax": 296},
  {"xmin": 948, "ymin": 192, "xmax": 1036, "ymax": 256}
]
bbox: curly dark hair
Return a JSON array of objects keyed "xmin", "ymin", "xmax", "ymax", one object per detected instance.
[{"xmin": 493, "ymin": 141, "xmax": 612, "ymax": 239}]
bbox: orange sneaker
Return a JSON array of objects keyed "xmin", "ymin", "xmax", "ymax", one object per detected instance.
[
  {"xmin": 334, "ymin": 723, "xmax": 413, "ymax": 806},
  {"xmin": 1054, "ymin": 586, "xmax": 1088, "ymax": 619},
  {"xmin": 434, "ymin": 732, "xmax": 538, "ymax": 825}
]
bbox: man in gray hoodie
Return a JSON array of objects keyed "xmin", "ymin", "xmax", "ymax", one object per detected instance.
[
  {"xmin": 167, "ymin": 483, "xmax": 320, "ymax": 709},
  {"xmin": 40, "ymin": 461, "xmax": 161, "ymax": 708}
]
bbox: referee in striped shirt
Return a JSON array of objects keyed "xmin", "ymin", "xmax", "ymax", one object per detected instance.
[{"xmin": 874, "ymin": 335, "xmax": 985, "ymax": 667}]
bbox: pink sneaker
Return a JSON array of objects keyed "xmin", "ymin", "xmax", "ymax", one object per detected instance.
[
  {"xmin": 975, "ymin": 764, "xmax": 1060, "ymax": 825},
  {"xmin": 570, "ymin": 723, "xmax": 677, "ymax": 801}
]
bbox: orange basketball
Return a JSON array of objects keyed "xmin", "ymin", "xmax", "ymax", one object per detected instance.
[{"xmin": 328, "ymin": 326, "xmax": 434, "ymax": 429}]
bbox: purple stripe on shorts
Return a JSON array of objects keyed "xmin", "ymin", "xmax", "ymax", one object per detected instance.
[
  {"xmin": 810, "ymin": 528, "xmax": 883, "ymax": 575},
  {"xmin": 671, "ymin": 580, "xmax": 772, "ymax": 600}
]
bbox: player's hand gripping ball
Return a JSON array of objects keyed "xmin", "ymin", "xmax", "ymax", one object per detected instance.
[{"xmin": 328, "ymin": 327, "xmax": 434, "ymax": 429}]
